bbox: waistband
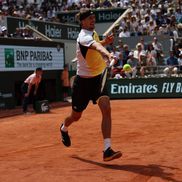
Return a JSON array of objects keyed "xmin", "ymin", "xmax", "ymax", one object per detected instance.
[{"xmin": 77, "ymin": 74, "xmax": 102, "ymax": 79}]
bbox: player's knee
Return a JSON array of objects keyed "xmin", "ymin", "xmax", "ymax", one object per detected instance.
[
  {"xmin": 71, "ymin": 110, "xmax": 82, "ymax": 122},
  {"xmin": 98, "ymin": 97, "xmax": 111, "ymax": 113}
]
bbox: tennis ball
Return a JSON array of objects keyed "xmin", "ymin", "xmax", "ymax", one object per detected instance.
[{"xmin": 123, "ymin": 64, "xmax": 132, "ymax": 72}]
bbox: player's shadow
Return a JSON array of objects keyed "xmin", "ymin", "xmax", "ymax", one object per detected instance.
[{"xmin": 71, "ymin": 156, "xmax": 181, "ymax": 182}]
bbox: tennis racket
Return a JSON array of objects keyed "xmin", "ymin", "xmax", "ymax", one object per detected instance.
[{"xmin": 100, "ymin": 59, "xmax": 115, "ymax": 93}]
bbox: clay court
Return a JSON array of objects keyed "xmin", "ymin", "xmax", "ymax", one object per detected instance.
[{"xmin": 0, "ymin": 99, "xmax": 182, "ymax": 182}]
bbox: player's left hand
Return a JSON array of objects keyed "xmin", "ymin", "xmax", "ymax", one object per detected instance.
[{"xmin": 104, "ymin": 34, "xmax": 114, "ymax": 45}]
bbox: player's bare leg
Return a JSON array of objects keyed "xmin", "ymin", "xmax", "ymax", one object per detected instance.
[
  {"xmin": 60, "ymin": 110, "xmax": 82, "ymax": 147},
  {"xmin": 64, "ymin": 110, "xmax": 82, "ymax": 127},
  {"xmin": 98, "ymin": 96, "xmax": 122, "ymax": 161},
  {"xmin": 98, "ymin": 96, "xmax": 111, "ymax": 139}
]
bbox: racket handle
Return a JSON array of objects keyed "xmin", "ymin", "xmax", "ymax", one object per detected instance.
[{"xmin": 109, "ymin": 59, "xmax": 115, "ymax": 67}]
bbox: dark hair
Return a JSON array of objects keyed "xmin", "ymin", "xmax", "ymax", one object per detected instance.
[
  {"xmin": 36, "ymin": 67, "xmax": 42, "ymax": 71},
  {"xmin": 75, "ymin": 8, "xmax": 94, "ymax": 23}
]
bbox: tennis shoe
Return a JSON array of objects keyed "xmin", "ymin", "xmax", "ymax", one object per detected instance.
[
  {"xmin": 103, "ymin": 147, "xmax": 122, "ymax": 161},
  {"xmin": 60, "ymin": 124, "xmax": 71, "ymax": 147}
]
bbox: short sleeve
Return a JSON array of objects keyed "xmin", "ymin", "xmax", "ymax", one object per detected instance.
[{"xmin": 79, "ymin": 33, "xmax": 96, "ymax": 47}]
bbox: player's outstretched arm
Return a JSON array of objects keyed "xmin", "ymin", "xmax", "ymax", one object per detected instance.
[{"xmin": 90, "ymin": 42, "xmax": 113, "ymax": 60}]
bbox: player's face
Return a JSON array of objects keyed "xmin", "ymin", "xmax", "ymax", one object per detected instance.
[{"xmin": 82, "ymin": 15, "xmax": 96, "ymax": 31}]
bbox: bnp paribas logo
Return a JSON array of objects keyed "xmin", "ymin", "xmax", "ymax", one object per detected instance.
[{"xmin": 4, "ymin": 48, "xmax": 14, "ymax": 68}]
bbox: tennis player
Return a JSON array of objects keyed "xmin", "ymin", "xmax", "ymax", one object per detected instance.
[{"xmin": 60, "ymin": 8, "xmax": 122, "ymax": 161}]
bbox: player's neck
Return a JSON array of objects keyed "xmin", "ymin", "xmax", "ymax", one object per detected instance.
[{"xmin": 82, "ymin": 26, "xmax": 94, "ymax": 32}]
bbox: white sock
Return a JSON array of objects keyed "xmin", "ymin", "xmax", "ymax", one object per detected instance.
[
  {"xmin": 61, "ymin": 124, "xmax": 68, "ymax": 132},
  {"xmin": 104, "ymin": 138, "xmax": 111, "ymax": 151}
]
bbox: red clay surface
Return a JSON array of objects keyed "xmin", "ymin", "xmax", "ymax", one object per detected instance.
[{"xmin": 0, "ymin": 99, "xmax": 182, "ymax": 182}]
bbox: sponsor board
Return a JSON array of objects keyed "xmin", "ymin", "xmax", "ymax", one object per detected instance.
[
  {"xmin": 107, "ymin": 78, "xmax": 182, "ymax": 98},
  {"xmin": 0, "ymin": 39, "xmax": 64, "ymax": 71},
  {"xmin": 6, "ymin": 17, "xmax": 80, "ymax": 40},
  {"xmin": 57, "ymin": 8, "xmax": 126, "ymax": 23}
]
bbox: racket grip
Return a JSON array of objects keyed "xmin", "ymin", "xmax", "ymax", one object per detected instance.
[{"xmin": 109, "ymin": 59, "xmax": 115, "ymax": 67}]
